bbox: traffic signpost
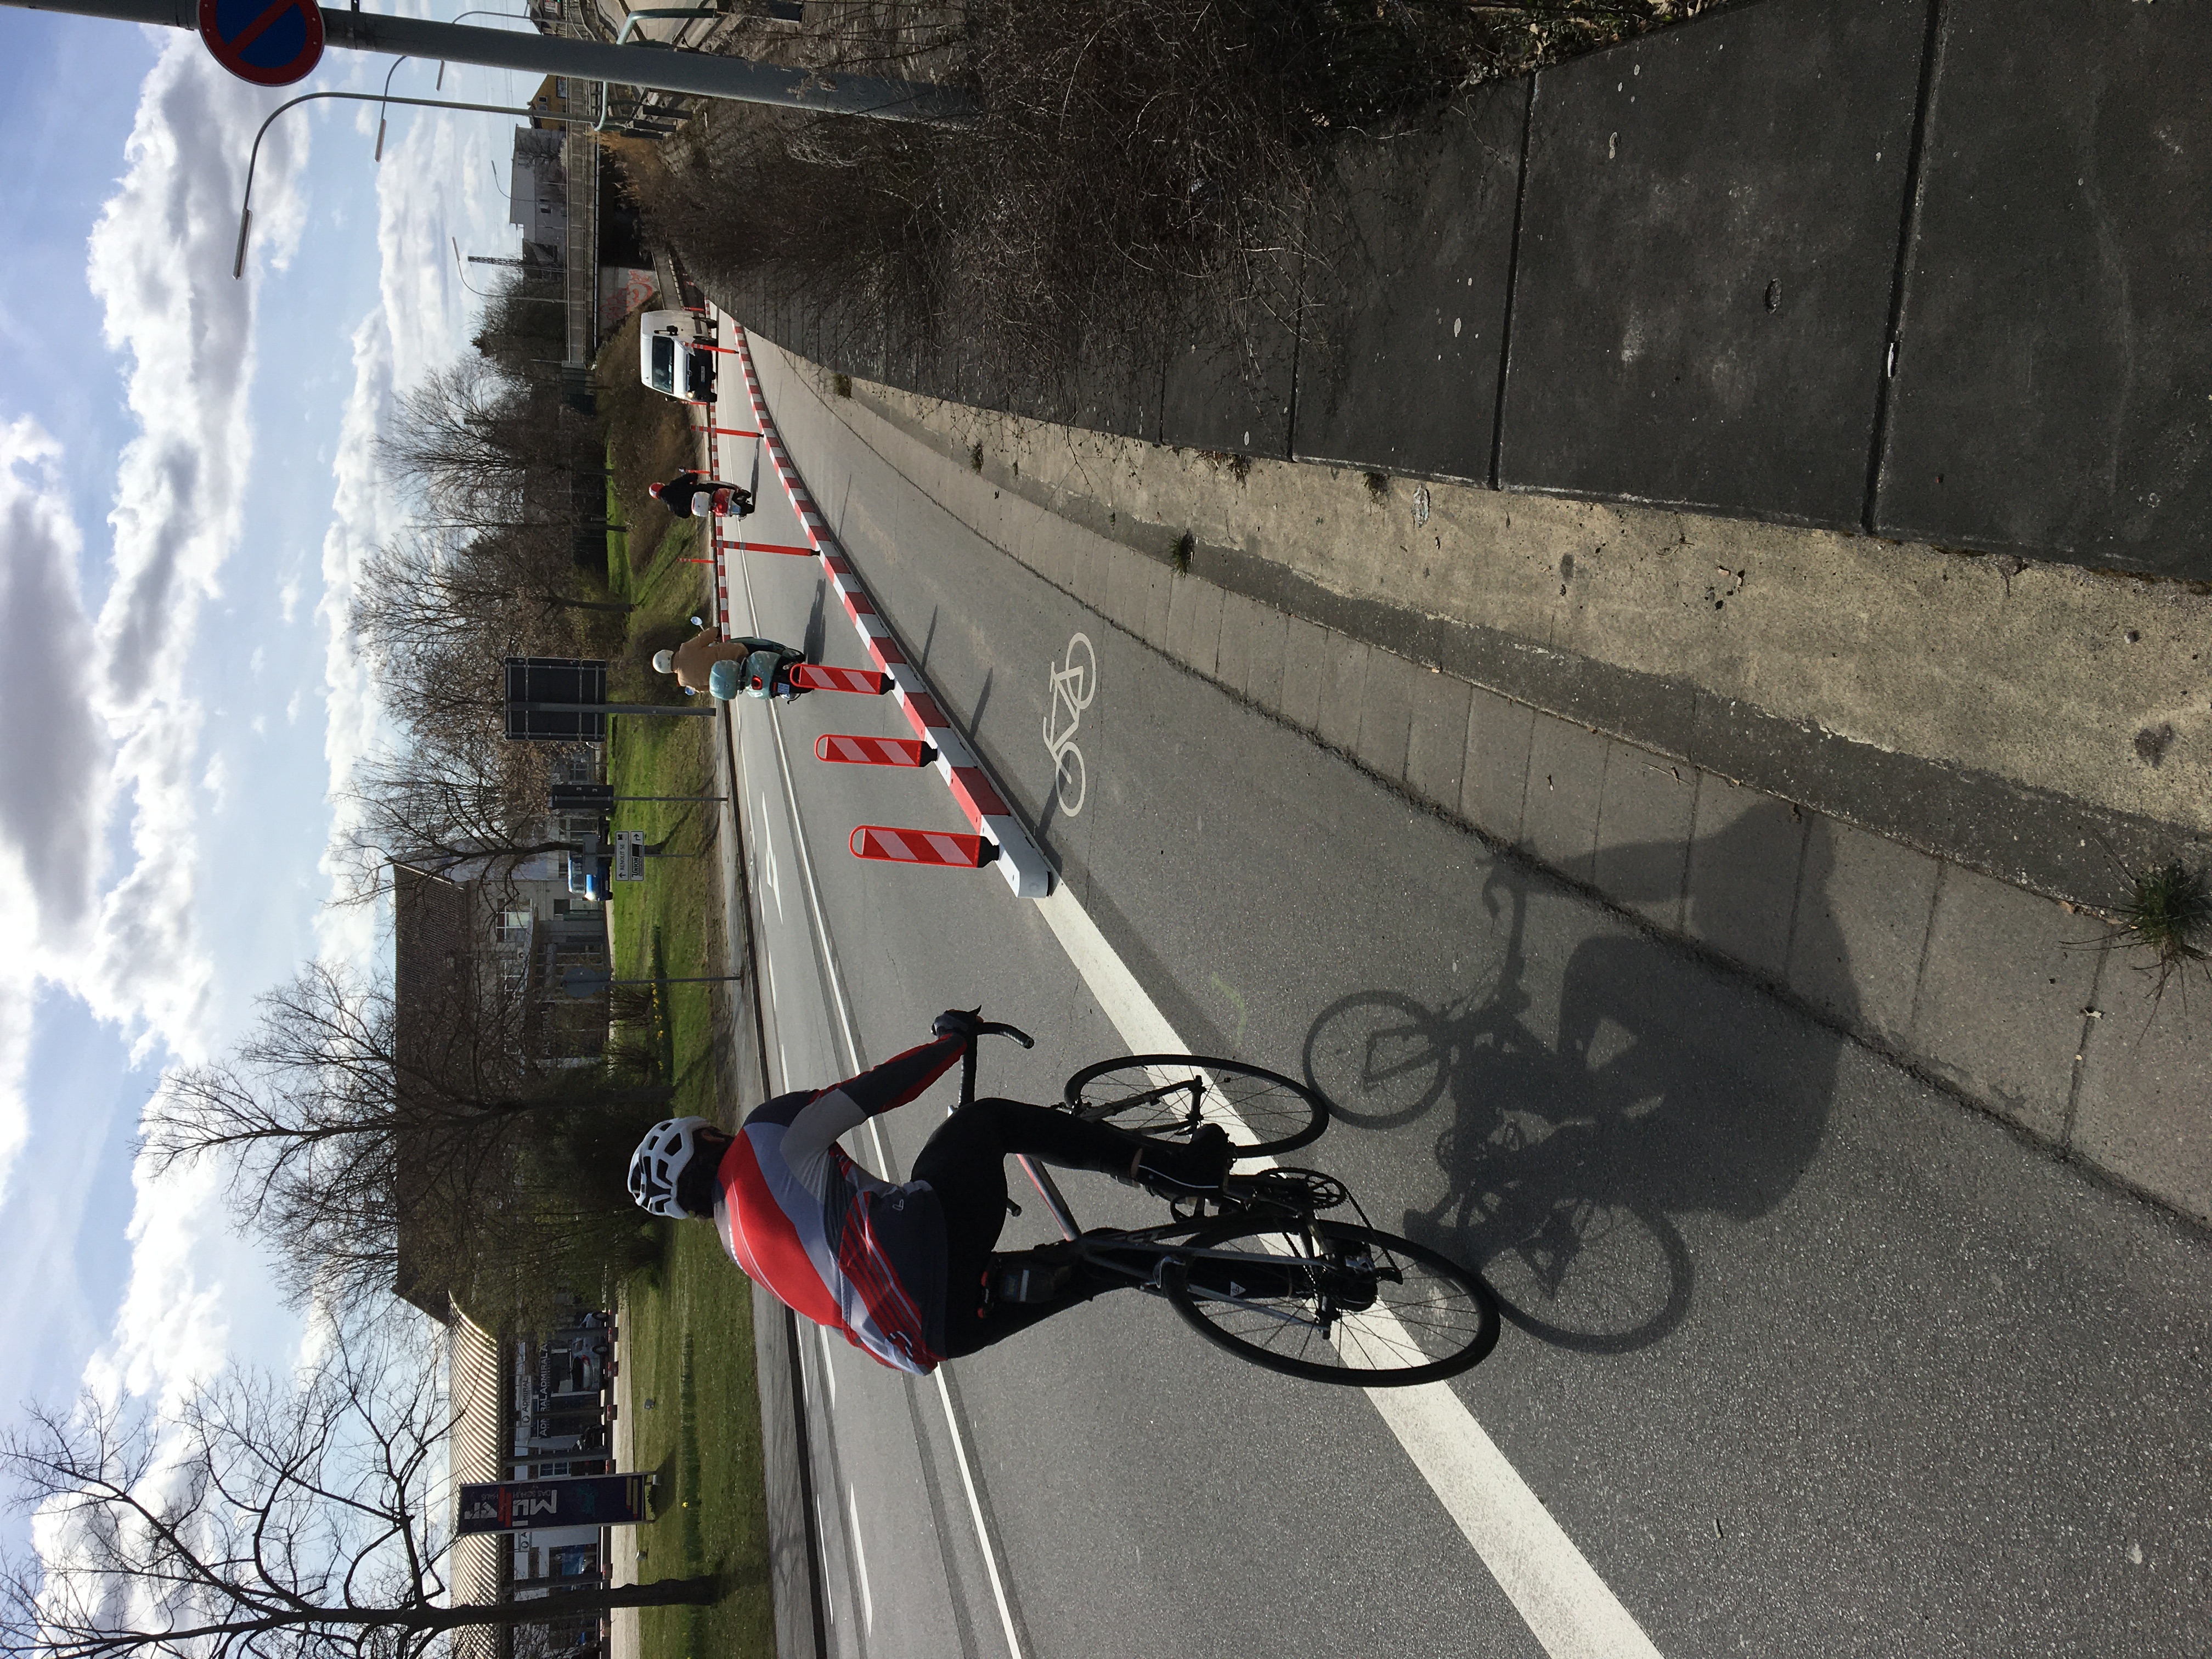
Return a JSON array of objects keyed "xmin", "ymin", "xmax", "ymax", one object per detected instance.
[
  {"xmin": 611, "ymin": 830, "xmax": 645, "ymax": 883},
  {"xmin": 504, "ymin": 657, "xmax": 714, "ymax": 742},
  {"xmin": 550, "ymin": 783, "xmax": 726, "ymax": 810},
  {"xmin": 560, "ymin": 966, "xmax": 743, "ymax": 1000},
  {"xmin": 198, "ymin": 0, "xmax": 321, "ymax": 85}
]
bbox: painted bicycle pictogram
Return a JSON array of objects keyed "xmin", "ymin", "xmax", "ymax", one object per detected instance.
[{"xmin": 1042, "ymin": 631, "xmax": 1096, "ymax": 816}]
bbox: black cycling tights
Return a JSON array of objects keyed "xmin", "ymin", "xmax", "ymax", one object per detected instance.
[{"xmin": 912, "ymin": 1098, "xmax": 1136, "ymax": 1359}]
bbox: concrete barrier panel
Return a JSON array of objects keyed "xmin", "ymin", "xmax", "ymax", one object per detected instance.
[
  {"xmin": 1500, "ymin": 0, "xmax": 1928, "ymax": 527},
  {"xmin": 1872, "ymin": 0, "xmax": 2212, "ymax": 578},
  {"xmin": 1292, "ymin": 84, "xmax": 1528, "ymax": 484}
]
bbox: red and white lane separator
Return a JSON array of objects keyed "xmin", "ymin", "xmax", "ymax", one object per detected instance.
[
  {"xmin": 789, "ymin": 662, "xmax": 893, "ymax": 697},
  {"xmin": 714, "ymin": 539, "xmax": 816, "ymax": 558},
  {"xmin": 728, "ymin": 324, "xmax": 1054, "ymax": 900},
  {"xmin": 850, "ymin": 825, "xmax": 997, "ymax": 870},
  {"xmin": 817, "ymin": 733, "xmax": 935, "ymax": 768}
]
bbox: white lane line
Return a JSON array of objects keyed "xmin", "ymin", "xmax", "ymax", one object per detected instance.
[
  {"xmin": 733, "ymin": 536, "xmax": 1030, "ymax": 1659},
  {"xmin": 931, "ymin": 1367, "xmax": 1025, "ymax": 1659},
  {"xmin": 847, "ymin": 1485, "xmax": 875, "ymax": 1633},
  {"xmin": 1034, "ymin": 884, "xmax": 1664, "ymax": 1659},
  {"xmin": 759, "ymin": 791, "xmax": 785, "ymax": 921},
  {"xmin": 819, "ymin": 1323, "xmax": 838, "ymax": 1409},
  {"xmin": 1365, "ymin": 1386, "xmax": 1660, "ymax": 1659}
]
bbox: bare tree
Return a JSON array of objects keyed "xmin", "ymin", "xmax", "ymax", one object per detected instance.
[
  {"xmin": 0, "ymin": 1312, "xmax": 713, "ymax": 1659},
  {"xmin": 378, "ymin": 362, "xmax": 599, "ymax": 535},
  {"xmin": 141, "ymin": 965, "xmax": 668, "ymax": 1319},
  {"xmin": 324, "ymin": 734, "xmax": 580, "ymax": 913},
  {"xmin": 356, "ymin": 532, "xmax": 629, "ymax": 686}
]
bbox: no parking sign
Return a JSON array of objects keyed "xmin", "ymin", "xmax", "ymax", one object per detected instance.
[{"xmin": 199, "ymin": 0, "xmax": 324, "ymax": 86}]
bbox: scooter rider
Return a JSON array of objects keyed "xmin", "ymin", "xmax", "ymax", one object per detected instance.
[
  {"xmin": 626, "ymin": 1011, "xmax": 1232, "ymax": 1374},
  {"xmin": 651, "ymin": 629, "xmax": 807, "ymax": 701},
  {"xmin": 650, "ymin": 470, "xmax": 753, "ymax": 519}
]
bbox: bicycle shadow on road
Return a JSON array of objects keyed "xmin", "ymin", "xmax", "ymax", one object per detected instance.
[{"xmin": 1304, "ymin": 804, "xmax": 1851, "ymax": 1354}]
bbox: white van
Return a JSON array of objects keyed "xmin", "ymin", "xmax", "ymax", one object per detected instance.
[{"xmin": 638, "ymin": 308, "xmax": 717, "ymax": 404}]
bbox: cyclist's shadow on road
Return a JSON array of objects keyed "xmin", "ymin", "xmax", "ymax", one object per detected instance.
[{"xmin": 1305, "ymin": 804, "xmax": 1848, "ymax": 1354}]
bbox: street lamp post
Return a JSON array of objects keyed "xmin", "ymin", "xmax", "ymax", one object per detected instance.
[
  {"xmin": 453, "ymin": 237, "xmax": 567, "ymax": 306},
  {"xmin": 6, "ymin": 0, "xmax": 976, "ymax": 125},
  {"xmin": 234, "ymin": 88, "xmax": 544, "ymax": 278},
  {"xmin": 372, "ymin": 55, "xmax": 407, "ymax": 161}
]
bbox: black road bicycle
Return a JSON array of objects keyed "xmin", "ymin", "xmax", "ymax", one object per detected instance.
[{"xmin": 956, "ymin": 1017, "xmax": 1502, "ymax": 1387}]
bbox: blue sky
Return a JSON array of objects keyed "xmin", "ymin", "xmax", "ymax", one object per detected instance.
[{"xmin": 0, "ymin": 0, "xmax": 548, "ymax": 1511}]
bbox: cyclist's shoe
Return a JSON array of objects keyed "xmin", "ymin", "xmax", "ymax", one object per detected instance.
[
  {"xmin": 1132, "ymin": 1121, "xmax": 1233, "ymax": 1199},
  {"xmin": 985, "ymin": 1252, "xmax": 1073, "ymax": 1306}
]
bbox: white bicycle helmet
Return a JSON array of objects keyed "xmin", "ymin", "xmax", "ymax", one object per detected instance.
[{"xmin": 628, "ymin": 1116, "xmax": 715, "ymax": 1217}]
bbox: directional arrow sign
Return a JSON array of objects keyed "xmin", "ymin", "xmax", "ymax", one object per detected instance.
[{"xmin": 199, "ymin": 0, "xmax": 324, "ymax": 87}]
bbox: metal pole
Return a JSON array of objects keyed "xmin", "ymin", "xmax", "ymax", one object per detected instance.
[
  {"xmin": 596, "ymin": 6, "xmax": 717, "ymax": 134},
  {"xmin": 236, "ymin": 89, "xmax": 541, "ymax": 277},
  {"xmin": 521, "ymin": 703, "xmax": 721, "ymax": 718},
  {"xmin": 4, "ymin": 0, "xmax": 975, "ymax": 124}
]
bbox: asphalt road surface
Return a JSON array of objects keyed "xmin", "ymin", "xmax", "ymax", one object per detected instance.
[{"xmin": 702, "ymin": 332, "xmax": 2212, "ymax": 1659}]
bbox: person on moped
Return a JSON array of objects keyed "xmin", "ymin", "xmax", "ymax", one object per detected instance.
[
  {"xmin": 626, "ymin": 1011, "xmax": 1232, "ymax": 1375},
  {"xmin": 650, "ymin": 470, "xmax": 754, "ymax": 520},
  {"xmin": 652, "ymin": 629, "xmax": 808, "ymax": 702}
]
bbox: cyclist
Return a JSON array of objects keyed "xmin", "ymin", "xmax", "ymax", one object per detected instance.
[
  {"xmin": 627, "ymin": 1011, "xmax": 1231, "ymax": 1375},
  {"xmin": 650, "ymin": 471, "xmax": 753, "ymax": 520},
  {"xmin": 651, "ymin": 629, "xmax": 808, "ymax": 701}
]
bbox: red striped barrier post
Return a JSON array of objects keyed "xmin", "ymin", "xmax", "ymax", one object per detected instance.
[
  {"xmin": 850, "ymin": 825, "xmax": 998, "ymax": 870},
  {"xmin": 710, "ymin": 426, "xmax": 760, "ymax": 438},
  {"xmin": 790, "ymin": 662, "xmax": 893, "ymax": 696},
  {"xmin": 713, "ymin": 539, "xmax": 817, "ymax": 557},
  {"xmin": 729, "ymin": 325, "xmax": 1053, "ymax": 899},
  {"xmin": 816, "ymin": 733, "xmax": 935, "ymax": 768}
]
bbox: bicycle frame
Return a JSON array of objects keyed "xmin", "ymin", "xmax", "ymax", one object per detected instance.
[
  {"xmin": 953, "ymin": 1026, "xmax": 1348, "ymax": 1314},
  {"xmin": 939, "ymin": 1022, "xmax": 1502, "ymax": 1381}
]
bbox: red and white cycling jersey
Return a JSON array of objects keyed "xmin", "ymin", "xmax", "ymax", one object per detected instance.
[{"xmin": 713, "ymin": 1035, "xmax": 962, "ymax": 1374}]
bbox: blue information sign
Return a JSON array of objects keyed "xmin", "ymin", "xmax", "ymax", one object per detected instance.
[{"xmin": 198, "ymin": 0, "xmax": 324, "ymax": 87}]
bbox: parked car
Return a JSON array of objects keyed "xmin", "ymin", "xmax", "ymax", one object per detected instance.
[
  {"xmin": 638, "ymin": 308, "xmax": 716, "ymax": 404},
  {"xmin": 566, "ymin": 834, "xmax": 612, "ymax": 902}
]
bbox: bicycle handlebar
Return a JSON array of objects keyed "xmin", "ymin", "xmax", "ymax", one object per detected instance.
[{"xmin": 952, "ymin": 1014, "xmax": 1032, "ymax": 1110}]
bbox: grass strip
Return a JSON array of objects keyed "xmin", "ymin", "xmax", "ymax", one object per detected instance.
[{"xmin": 602, "ymin": 445, "xmax": 774, "ymax": 1655}]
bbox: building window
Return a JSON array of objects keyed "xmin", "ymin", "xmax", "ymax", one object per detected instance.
[{"xmin": 496, "ymin": 909, "xmax": 533, "ymax": 944}]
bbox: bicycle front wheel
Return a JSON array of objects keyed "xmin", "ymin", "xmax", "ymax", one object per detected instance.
[
  {"xmin": 1165, "ymin": 1220, "xmax": 1499, "ymax": 1386},
  {"xmin": 1062, "ymin": 1056, "xmax": 1327, "ymax": 1156}
]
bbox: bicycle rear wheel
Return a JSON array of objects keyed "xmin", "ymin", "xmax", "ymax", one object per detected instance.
[
  {"xmin": 1165, "ymin": 1219, "xmax": 1499, "ymax": 1386},
  {"xmin": 1062, "ymin": 1056, "xmax": 1327, "ymax": 1156}
]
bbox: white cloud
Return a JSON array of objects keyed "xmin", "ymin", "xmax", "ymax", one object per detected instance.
[
  {"xmin": 310, "ymin": 102, "xmax": 510, "ymax": 970},
  {"xmin": 69, "ymin": 38, "xmax": 314, "ymax": 1067},
  {"xmin": 3, "ymin": 39, "xmax": 321, "ymax": 1421},
  {"xmin": 78, "ymin": 1152, "xmax": 246, "ymax": 1412},
  {"xmin": 312, "ymin": 313, "xmax": 400, "ymax": 973},
  {"xmin": 0, "ymin": 418, "xmax": 109, "ymax": 1199},
  {"xmin": 200, "ymin": 752, "xmax": 231, "ymax": 814},
  {"xmin": 9, "ymin": 34, "xmax": 516, "ymax": 1464}
]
